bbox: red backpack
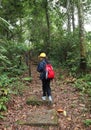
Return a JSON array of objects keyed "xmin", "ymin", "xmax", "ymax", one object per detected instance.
[{"xmin": 45, "ymin": 64, "xmax": 55, "ymax": 79}]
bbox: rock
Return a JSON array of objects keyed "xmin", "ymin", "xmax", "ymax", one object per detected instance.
[{"xmin": 18, "ymin": 109, "xmax": 58, "ymax": 127}]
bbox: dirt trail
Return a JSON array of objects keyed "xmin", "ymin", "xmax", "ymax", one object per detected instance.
[{"xmin": 0, "ymin": 63, "xmax": 91, "ymax": 130}]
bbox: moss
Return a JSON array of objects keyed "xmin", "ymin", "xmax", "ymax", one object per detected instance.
[
  {"xmin": 26, "ymin": 96, "xmax": 51, "ymax": 106},
  {"xmin": 26, "ymin": 96, "xmax": 42, "ymax": 106}
]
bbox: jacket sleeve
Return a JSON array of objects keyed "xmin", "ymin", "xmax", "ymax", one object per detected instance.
[{"xmin": 37, "ymin": 62, "xmax": 45, "ymax": 72}]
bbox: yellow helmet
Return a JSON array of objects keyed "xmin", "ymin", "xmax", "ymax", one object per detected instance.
[{"xmin": 39, "ymin": 52, "xmax": 46, "ymax": 58}]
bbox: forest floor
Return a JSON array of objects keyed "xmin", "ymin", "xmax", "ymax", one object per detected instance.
[{"xmin": 0, "ymin": 62, "xmax": 91, "ymax": 130}]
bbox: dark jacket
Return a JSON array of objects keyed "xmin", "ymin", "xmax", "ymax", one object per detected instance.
[{"xmin": 37, "ymin": 59, "xmax": 47, "ymax": 80}]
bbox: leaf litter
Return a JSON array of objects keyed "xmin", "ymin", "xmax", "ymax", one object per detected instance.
[{"xmin": 0, "ymin": 64, "xmax": 91, "ymax": 130}]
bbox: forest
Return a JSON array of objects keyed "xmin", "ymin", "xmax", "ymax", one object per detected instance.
[{"xmin": 0, "ymin": 0, "xmax": 91, "ymax": 129}]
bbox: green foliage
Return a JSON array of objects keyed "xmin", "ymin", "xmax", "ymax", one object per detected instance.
[
  {"xmin": 0, "ymin": 39, "xmax": 28, "ymax": 75},
  {"xmin": 0, "ymin": 74, "xmax": 26, "ymax": 115},
  {"xmin": 23, "ymin": 77, "xmax": 32, "ymax": 82},
  {"xmin": 9, "ymin": 80, "xmax": 26, "ymax": 96},
  {"xmin": 86, "ymin": 33, "xmax": 91, "ymax": 68},
  {"xmin": 0, "ymin": 17, "xmax": 13, "ymax": 33},
  {"xmin": 0, "ymin": 114, "xmax": 4, "ymax": 119},
  {"xmin": 0, "ymin": 45, "xmax": 11, "ymax": 69},
  {"xmin": 47, "ymin": 31, "xmax": 80, "ymax": 70},
  {"xmin": 0, "ymin": 78, "xmax": 10, "ymax": 113},
  {"xmin": 0, "ymin": 71, "xmax": 25, "ymax": 113},
  {"xmin": 0, "ymin": 88, "xmax": 9, "ymax": 96},
  {"xmin": 0, "ymin": 74, "xmax": 11, "ymax": 87},
  {"xmin": 83, "ymin": 119, "xmax": 91, "ymax": 127},
  {"xmin": 74, "ymin": 74, "xmax": 91, "ymax": 96},
  {"xmin": 0, "ymin": 88, "xmax": 10, "ymax": 112},
  {"xmin": 0, "ymin": 74, "xmax": 18, "ymax": 87},
  {"xmin": 0, "ymin": 95, "xmax": 8, "ymax": 119},
  {"xmin": 0, "ymin": 97, "xmax": 8, "ymax": 111}
]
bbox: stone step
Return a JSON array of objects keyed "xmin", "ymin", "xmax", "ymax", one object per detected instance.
[
  {"xmin": 17, "ymin": 109, "xmax": 59, "ymax": 129},
  {"xmin": 26, "ymin": 95, "xmax": 53, "ymax": 106},
  {"xmin": 16, "ymin": 126, "xmax": 59, "ymax": 130}
]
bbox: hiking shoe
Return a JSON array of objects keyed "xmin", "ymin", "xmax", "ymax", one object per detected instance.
[
  {"xmin": 48, "ymin": 96, "xmax": 52, "ymax": 102},
  {"xmin": 42, "ymin": 96, "xmax": 46, "ymax": 101}
]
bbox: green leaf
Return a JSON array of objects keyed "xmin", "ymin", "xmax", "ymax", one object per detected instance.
[
  {"xmin": 23, "ymin": 77, "xmax": 32, "ymax": 82},
  {"xmin": 0, "ymin": 104, "xmax": 2, "ymax": 110},
  {"xmin": 0, "ymin": 114, "xmax": 4, "ymax": 119},
  {"xmin": 2, "ymin": 105, "xmax": 7, "ymax": 111},
  {"xmin": 83, "ymin": 119, "xmax": 91, "ymax": 126}
]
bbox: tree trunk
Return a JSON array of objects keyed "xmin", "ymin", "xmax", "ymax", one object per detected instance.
[
  {"xmin": 71, "ymin": 0, "xmax": 75, "ymax": 32},
  {"xmin": 44, "ymin": 0, "xmax": 50, "ymax": 54},
  {"xmin": 67, "ymin": 0, "xmax": 71, "ymax": 32},
  {"xmin": 77, "ymin": 0, "xmax": 87, "ymax": 71},
  {"xmin": 28, "ymin": 51, "xmax": 31, "ymax": 77}
]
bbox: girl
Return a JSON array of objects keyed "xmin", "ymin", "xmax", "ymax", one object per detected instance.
[{"xmin": 37, "ymin": 52, "xmax": 52, "ymax": 102}]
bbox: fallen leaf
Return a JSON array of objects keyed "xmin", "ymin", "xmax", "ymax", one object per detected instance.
[
  {"xmin": 67, "ymin": 117, "xmax": 71, "ymax": 121},
  {"xmin": 63, "ymin": 110, "xmax": 67, "ymax": 116},
  {"xmin": 51, "ymin": 116, "xmax": 54, "ymax": 120},
  {"xmin": 57, "ymin": 108, "xmax": 64, "ymax": 113}
]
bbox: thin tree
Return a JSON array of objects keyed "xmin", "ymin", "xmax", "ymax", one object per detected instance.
[
  {"xmin": 44, "ymin": 0, "xmax": 50, "ymax": 54},
  {"xmin": 71, "ymin": 0, "xmax": 75, "ymax": 31},
  {"xmin": 77, "ymin": 0, "xmax": 87, "ymax": 71},
  {"xmin": 67, "ymin": 0, "xmax": 71, "ymax": 32}
]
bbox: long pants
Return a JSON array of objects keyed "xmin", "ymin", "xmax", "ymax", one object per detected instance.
[{"xmin": 42, "ymin": 79, "xmax": 51, "ymax": 97}]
